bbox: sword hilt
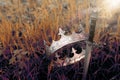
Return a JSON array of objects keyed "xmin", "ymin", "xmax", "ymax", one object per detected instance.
[{"xmin": 88, "ymin": 17, "xmax": 97, "ymax": 43}]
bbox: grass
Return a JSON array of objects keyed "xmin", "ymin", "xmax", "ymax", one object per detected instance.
[
  {"xmin": 0, "ymin": 0, "xmax": 119, "ymax": 51},
  {"xmin": 0, "ymin": 0, "xmax": 120, "ymax": 80},
  {"xmin": 0, "ymin": 0, "xmax": 84, "ymax": 53}
]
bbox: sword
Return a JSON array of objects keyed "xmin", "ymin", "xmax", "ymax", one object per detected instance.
[{"xmin": 82, "ymin": 8, "xmax": 98, "ymax": 80}]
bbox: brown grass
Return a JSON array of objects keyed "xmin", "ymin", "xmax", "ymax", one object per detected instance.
[{"xmin": 0, "ymin": 0, "xmax": 120, "ymax": 54}]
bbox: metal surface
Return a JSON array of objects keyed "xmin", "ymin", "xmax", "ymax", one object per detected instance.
[{"xmin": 82, "ymin": 13, "xmax": 97, "ymax": 80}]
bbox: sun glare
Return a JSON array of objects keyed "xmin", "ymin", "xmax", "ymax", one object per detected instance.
[
  {"xmin": 104, "ymin": 0, "xmax": 120, "ymax": 11},
  {"xmin": 98, "ymin": 0, "xmax": 120, "ymax": 18}
]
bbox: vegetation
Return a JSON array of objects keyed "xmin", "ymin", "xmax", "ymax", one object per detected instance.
[{"xmin": 0, "ymin": 0, "xmax": 120, "ymax": 80}]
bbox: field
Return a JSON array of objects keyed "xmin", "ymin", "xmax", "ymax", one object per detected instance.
[{"xmin": 0, "ymin": 0, "xmax": 120, "ymax": 80}]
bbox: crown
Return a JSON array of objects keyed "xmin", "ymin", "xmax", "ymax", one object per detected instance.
[
  {"xmin": 46, "ymin": 26, "xmax": 88, "ymax": 67},
  {"xmin": 48, "ymin": 27, "xmax": 87, "ymax": 54}
]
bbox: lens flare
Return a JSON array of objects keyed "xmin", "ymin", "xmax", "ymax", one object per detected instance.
[
  {"xmin": 104, "ymin": 0, "xmax": 120, "ymax": 10},
  {"xmin": 98, "ymin": 0, "xmax": 120, "ymax": 18}
]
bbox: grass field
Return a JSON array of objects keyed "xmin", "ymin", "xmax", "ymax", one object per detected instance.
[{"xmin": 0, "ymin": 0, "xmax": 120, "ymax": 80}]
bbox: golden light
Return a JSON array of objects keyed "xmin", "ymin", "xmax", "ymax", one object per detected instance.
[
  {"xmin": 104, "ymin": 0, "xmax": 120, "ymax": 11},
  {"xmin": 98, "ymin": 0, "xmax": 120, "ymax": 18}
]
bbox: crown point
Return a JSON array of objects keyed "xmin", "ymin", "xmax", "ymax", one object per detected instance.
[
  {"xmin": 52, "ymin": 40, "xmax": 56, "ymax": 43},
  {"xmin": 72, "ymin": 47, "xmax": 76, "ymax": 53},
  {"xmin": 58, "ymin": 28, "xmax": 65, "ymax": 36}
]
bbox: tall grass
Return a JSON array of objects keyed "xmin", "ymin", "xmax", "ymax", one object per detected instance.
[{"xmin": 0, "ymin": 0, "xmax": 120, "ymax": 54}]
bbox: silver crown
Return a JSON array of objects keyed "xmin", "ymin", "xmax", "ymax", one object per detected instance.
[
  {"xmin": 45, "ymin": 27, "xmax": 88, "ymax": 67},
  {"xmin": 47, "ymin": 28, "xmax": 87, "ymax": 54}
]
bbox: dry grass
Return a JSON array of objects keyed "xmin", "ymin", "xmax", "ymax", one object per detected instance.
[{"xmin": 0, "ymin": 0, "xmax": 120, "ymax": 54}]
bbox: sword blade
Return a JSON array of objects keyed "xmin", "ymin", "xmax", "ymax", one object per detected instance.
[
  {"xmin": 82, "ymin": 42, "xmax": 92, "ymax": 80},
  {"xmin": 82, "ymin": 17, "xmax": 97, "ymax": 80}
]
